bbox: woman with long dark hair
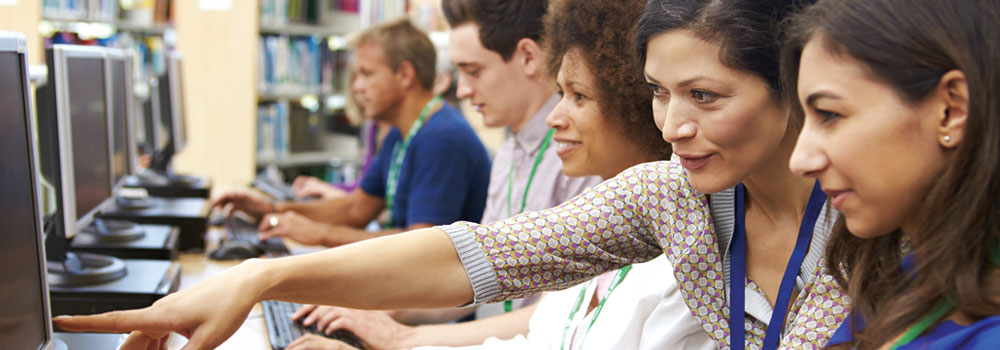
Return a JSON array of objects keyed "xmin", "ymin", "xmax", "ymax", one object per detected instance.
[{"xmin": 785, "ymin": 0, "xmax": 1000, "ymax": 348}]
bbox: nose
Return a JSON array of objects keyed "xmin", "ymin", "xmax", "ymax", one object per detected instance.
[
  {"xmin": 789, "ymin": 121, "xmax": 829, "ymax": 178},
  {"xmin": 351, "ymin": 77, "xmax": 364, "ymax": 97},
  {"xmin": 455, "ymin": 74, "xmax": 474, "ymax": 99},
  {"xmin": 546, "ymin": 97, "xmax": 571, "ymax": 130},
  {"xmin": 656, "ymin": 100, "xmax": 696, "ymax": 144}
]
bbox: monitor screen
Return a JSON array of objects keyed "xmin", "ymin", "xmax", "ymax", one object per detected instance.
[
  {"xmin": 66, "ymin": 57, "xmax": 113, "ymax": 222},
  {"xmin": 110, "ymin": 58, "xmax": 129, "ymax": 183},
  {"xmin": 0, "ymin": 50, "xmax": 49, "ymax": 350}
]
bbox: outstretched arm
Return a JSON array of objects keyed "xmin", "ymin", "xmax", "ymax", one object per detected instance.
[{"xmin": 55, "ymin": 228, "xmax": 471, "ymax": 350}]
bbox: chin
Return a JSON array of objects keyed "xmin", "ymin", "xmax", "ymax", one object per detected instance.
[
  {"xmin": 844, "ymin": 218, "xmax": 895, "ymax": 239},
  {"xmin": 559, "ymin": 163, "xmax": 585, "ymax": 178},
  {"xmin": 686, "ymin": 171, "xmax": 740, "ymax": 195}
]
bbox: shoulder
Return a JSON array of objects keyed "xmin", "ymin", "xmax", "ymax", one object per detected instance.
[{"xmin": 612, "ymin": 160, "xmax": 695, "ymax": 194}]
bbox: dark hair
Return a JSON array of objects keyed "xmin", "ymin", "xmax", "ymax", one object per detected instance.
[
  {"xmin": 353, "ymin": 18, "xmax": 437, "ymax": 91},
  {"xmin": 781, "ymin": 0, "xmax": 1000, "ymax": 348},
  {"xmin": 441, "ymin": 0, "xmax": 548, "ymax": 61},
  {"xmin": 543, "ymin": 0, "xmax": 670, "ymax": 160},
  {"xmin": 636, "ymin": 0, "xmax": 814, "ymax": 108}
]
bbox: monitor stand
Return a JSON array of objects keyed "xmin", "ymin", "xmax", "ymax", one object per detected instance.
[
  {"xmin": 124, "ymin": 170, "xmax": 210, "ymax": 199},
  {"xmin": 115, "ymin": 187, "xmax": 155, "ymax": 210},
  {"xmin": 80, "ymin": 218, "xmax": 145, "ymax": 243},
  {"xmin": 99, "ymin": 197, "xmax": 208, "ymax": 251},
  {"xmin": 47, "ymin": 252, "xmax": 127, "ymax": 287},
  {"xmin": 72, "ymin": 223, "xmax": 180, "ymax": 260},
  {"xmin": 49, "ymin": 258, "xmax": 181, "ymax": 318}
]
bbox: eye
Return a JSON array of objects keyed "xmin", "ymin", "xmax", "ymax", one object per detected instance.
[
  {"xmin": 690, "ymin": 89, "xmax": 719, "ymax": 104},
  {"xmin": 574, "ymin": 92, "xmax": 586, "ymax": 102},
  {"xmin": 647, "ymin": 83, "xmax": 666, "ymax": 96},
  {"xmin": 814, "ymin": 108, "xmax": 842, "ymax": 122},
  {"xmin": 556, "ymin": 89, "xmax": 564, "ymax": 98}
]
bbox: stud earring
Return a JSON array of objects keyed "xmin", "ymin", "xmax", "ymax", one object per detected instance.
[{"xmin": 944, "ymin": 135, "xmax": 952, "ymax": 143}]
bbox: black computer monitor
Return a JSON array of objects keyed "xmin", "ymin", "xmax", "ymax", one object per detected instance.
[
  {"xmin": 149, "ymin": 52, "xmax": 187, "ymax": 173},
  {"xmin": 37, "ymin": 44, "xmax": 127, "ymax": 286},
  {"xmin": 107, "ymin": 49, "xmax": 140, "ymax": 185},
  {"xmin": 0, "ymin": 31, "xmax": 59, "ymax": 350}
]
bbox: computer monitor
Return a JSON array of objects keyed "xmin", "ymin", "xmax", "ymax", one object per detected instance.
[
  {"xmin": 148, "ymin": 52, "xmax": 187, "ymax": 173},
  {"xmin": 36, "ymin": 44, "xmax": 127, "ymax": 286},
  {"xmin": 0, "ymin": 30, "xmax": 60, "ymax": 350},
  {"xmin": 107, "ymin": 49, "xmax": 140, "ymax": 185}
]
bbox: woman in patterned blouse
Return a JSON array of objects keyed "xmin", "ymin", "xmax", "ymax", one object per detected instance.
[
  {"xmin": 55, "ymin": 1, "xmax": 848, "ymax": 350},
  {"xmin": 785, "ymin": 0, "xmax": 1000, "ymax": 349}
]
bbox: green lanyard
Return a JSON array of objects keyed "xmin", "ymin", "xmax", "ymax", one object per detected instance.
[
  {"xmin": 506, "ymin": 128, "xmax": 555, "ymax": 217},
  {"xmin": 890, "ymin": 244, "xmax": 1000, "ymax": 349},
  {"xmin": 559, "ymin": 265, "xmax": 633, "ymax": 350},
  {"xmin": 503, "ymin": 128, "xmax": 554, "ymax": 313},
  {"xmin": 384, "ymin": 95, "xmax": 441, "ymax": 229}
]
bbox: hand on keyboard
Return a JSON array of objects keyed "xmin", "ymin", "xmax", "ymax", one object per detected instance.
[
  {"xmin": 293, "ymin": 304, "xmax": 412, "ymax": 350},
  {"xmin": 259, "ymin": 211, "xmax": 333, "ymax": 247}
]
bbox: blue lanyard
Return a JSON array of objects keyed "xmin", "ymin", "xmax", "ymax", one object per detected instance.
[{"xmin": 730, "ymin": 181, "xmax": 825, "ymax": 350}]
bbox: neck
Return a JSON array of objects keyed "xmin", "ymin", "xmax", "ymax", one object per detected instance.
[
  {"xmin": 509, "ymin": 83, "xmax": 556, "ymax": 134},
  {"xmin": 742, "ymin": 127, "xmax": 816, "ymax": 227},
  {"xmin": 388, "ymin": 90, "xmax": 438, "ymax": 136},
  {"xmin": 599, "ymin": 150, "xmax": 659, "ymax": 180}
]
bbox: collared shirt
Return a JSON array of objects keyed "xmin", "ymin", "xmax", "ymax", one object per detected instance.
[{"xmin": 479, "ymin": 94, "xmax": 602, "ymax": 226}]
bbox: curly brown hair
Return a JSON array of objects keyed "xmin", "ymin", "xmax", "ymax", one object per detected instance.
[{"xmin": 542, "ymin": 0, "xmax": 670, "ymax": 160}]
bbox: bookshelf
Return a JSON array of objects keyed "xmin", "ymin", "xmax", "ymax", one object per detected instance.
[{"xmin": 254, "ymin": 0, "xmax": 410, "ymax": 185}]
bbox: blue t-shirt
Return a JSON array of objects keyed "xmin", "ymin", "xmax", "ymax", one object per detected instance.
[
  {"xmin": 830, "ymin": 314, "xmax": 1000, "ymax": 349},
  {"xmin": 829, "ymin": 253, "xmax": 1000, "ymax": 349},
  {"xmin": 360, "ymin": 102, "xmax": 491, "ymax": 228}
]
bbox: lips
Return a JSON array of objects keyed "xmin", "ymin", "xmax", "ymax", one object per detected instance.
[
  {"xmin": 824, "ymin": 188, "xmax": 852, "ymax": 211},
  {"xmin": 554, "ymin": 138, "xmax": 581, "ymax": 157},
  {"xmin": 675, "ymin": 153, "xmax": 712, "ymax": 170}
]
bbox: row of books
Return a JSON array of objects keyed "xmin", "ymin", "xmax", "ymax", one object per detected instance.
[
  {"xmin": 258, "ymin": 35, "xmax": 353, "ymax": 97},
  {"xmin": 360, "ymin": 0, "xmax": 407, "ymax": 27},
  {"xmin": 42, "ymin": 0, "xmax": 173, "ymax": 24},
  {"xmin": 42, "ymin": 0, "xmax": 118, "ymax": 22},
  {"xmin": 260, "ymin": 0, "xmax": 361, "ymax": 27}
]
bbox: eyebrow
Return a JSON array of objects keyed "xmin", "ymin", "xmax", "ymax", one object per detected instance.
[
  {"xmin": 676, "ymin": 75, "xmax": 721, "ymax": 88},
  {"xmin": 455, "ymin": 62, "xmax": 480, "ymax": 69},
  {"xmin": 643, "ymin": 72, "xmax": 661, "ymax": 85},
  {"xmin": 805, "ymin": 91, "xmax": 842, "ymax": 107}
]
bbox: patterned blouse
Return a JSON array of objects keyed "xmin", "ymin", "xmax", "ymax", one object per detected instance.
[{"xmin": 440, "ymin": 161, "xmax": 850, "ymax": 350}]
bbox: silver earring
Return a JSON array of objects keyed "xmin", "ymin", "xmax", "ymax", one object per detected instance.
[{"xmin": 944, "ymin": 135, "xmax": 952, "ymax": 143}]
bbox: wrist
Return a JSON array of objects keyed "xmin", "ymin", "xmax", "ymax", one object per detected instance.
[{"xmin": 240, "ymin": 258, "xmax": 281, "ymax": 301}]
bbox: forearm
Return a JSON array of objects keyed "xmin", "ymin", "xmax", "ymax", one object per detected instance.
[
  {"xmin": 390, "ymin": 306, "xmax": 476, "ymax": 325},
  {"xmin": 320, "ymin": 225, "xmax": 405, "ymax": 247},
  {"xmin": 253, "ymin": 228, "xmax": 473, "ymax": 309},
  {"xmin": 396, "ymin": 302, "xmax": 537, "ymax": 348}
]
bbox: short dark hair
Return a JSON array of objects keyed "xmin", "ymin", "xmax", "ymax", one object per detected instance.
[
  {"xmin": 543, "ymin": 0, "xmax": 670, "ymax": 161},
  {"xmin": 353, "ymin": 18, "xmax": 437, "ymax": 91},
  {"xmin": 636, "ymin": 0, "xmax": 815, "ymax": 108},
  {"xmin": 442, "ymin": 0, "xmax": 548, "ymax": 61}
]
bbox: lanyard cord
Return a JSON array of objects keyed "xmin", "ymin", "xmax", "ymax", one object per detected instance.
[
  {"xmin": 384, "ymin": 95, "xmax": 441, "ymax": 229},
  {"xmin": 889, "ymin": 242, "xmax": 1000, "ymax": 349},
  {"xmin": 559, "ymin": 265, "xmax": 633, "ymax": 350},
  {"xmin": 730, "ymin": 181, "xmax": 826, "ymax": 350},
  {"xmin": 503, "ymin": 128, "xmax": 554, "ymax": 313}
]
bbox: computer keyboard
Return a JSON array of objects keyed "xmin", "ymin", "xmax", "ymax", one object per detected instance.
[
  {"xmin": 261, "ymin": 300, "xmax": 366, "ymax": 350},
  {"xmin": 223, "ymin": 215, "xmax": 289, "ymax": 256},
  {"xmin": 253, "ymin": 175, "xmax": 297, "ymax": 201}
]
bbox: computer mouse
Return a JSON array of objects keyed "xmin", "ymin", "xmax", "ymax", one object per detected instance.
[{"xmin": 208, "ymin": 241, "xmax": 261, "ymax": 260}]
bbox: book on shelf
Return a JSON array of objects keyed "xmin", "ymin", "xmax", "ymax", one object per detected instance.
[
  {"xmin": 258, "ymin": 101, "xmax": 291, "ymax": 160},
  {"xmin": 43, "ymin": 0, "xmax": 174, "ymax": 24}
]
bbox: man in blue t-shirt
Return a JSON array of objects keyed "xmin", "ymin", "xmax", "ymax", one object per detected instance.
[{"xmin": 212, "ymin": 19, "xmax": 490, "ymax": 247}]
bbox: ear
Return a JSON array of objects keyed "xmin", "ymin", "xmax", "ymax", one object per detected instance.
[
  {"xmin": 514, "ymin": 38, "xmax": 545, "ymax": 79},
  {"xmin": 935, "ymin": 70, "xmax": 969, "ymax": 148},
  {"xmin": 395, "ymin": 61, "xmax": 418, "ymax": 89}
]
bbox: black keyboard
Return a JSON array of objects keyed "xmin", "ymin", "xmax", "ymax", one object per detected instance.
[
  {"xmin": 261, "ymin": 300, "xmax": 366, "ymax": 350},
  {"xmin": 223, "ymin": 216, "xmax": 289, "ymax": 256},
  {"xmin": 253, "ymin": 176, "xmax": 297, "ymax": 201}
]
